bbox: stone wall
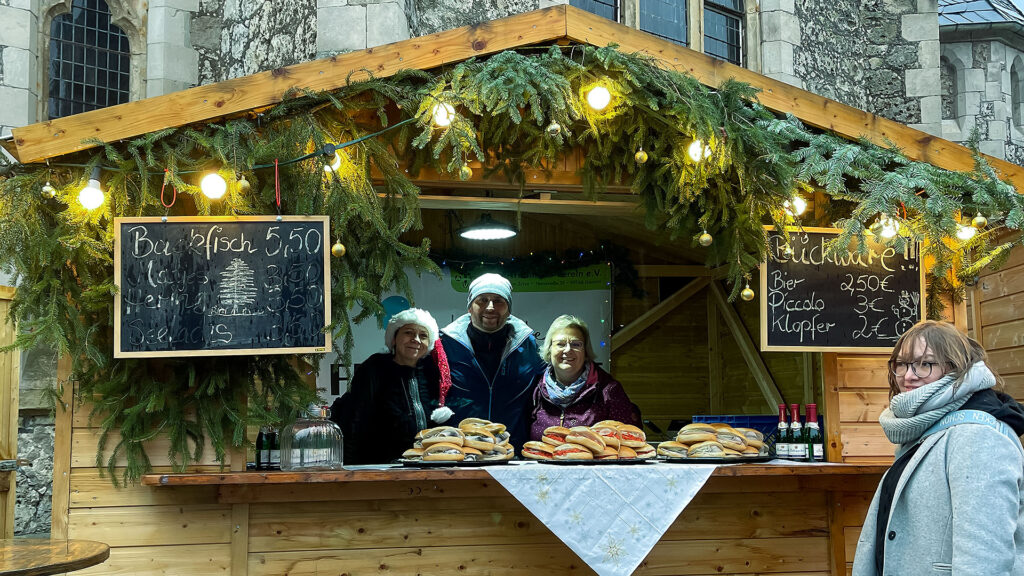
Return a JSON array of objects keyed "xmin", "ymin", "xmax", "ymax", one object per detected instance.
[
  {"xmin": 192, "ymin": 0, "xmax": 316, "ymax": 84},
  {"xmin": 15, "ymin": 413, "xmax": 54, "ymax": 536},
  {"xmin": 0, "ymin": 0, "xmax": 38, "ymax": 137},
  {"xmin": 409, "ymin": 0, "xmax": 541, "ymax": 36}
]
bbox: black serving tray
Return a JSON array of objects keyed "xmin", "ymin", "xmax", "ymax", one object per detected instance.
[
  {"xmin": 400, "ymin": 459, "xmax": 511, "ymax": 467},
  {"xmin": 540, "ymin": 458, "xmax": 653, "ymax": 465},
  {"xmin": 659, "ymin": 455, "xmax": 773, "ymax": 464}
]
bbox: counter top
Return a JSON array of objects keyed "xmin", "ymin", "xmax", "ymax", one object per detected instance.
[{"xmin": 141, "ymin": 461, "xmax": 888, "ymax": 486}]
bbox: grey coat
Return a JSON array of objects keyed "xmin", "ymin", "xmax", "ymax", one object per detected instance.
[{"xmin": 852, "ymin": 422, "xmax": 1024, "ymax": 576}]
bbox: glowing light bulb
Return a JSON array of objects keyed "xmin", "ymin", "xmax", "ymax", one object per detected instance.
[
  {"xmin": 878, "ymin": 215, "xmax": 900, "ymax": 239},
  {"xmin": 324, "ymin": 150, "xmax": 342, "ymax": 173},
  {"xmin": 586, "ymin": 86, "xmax": 611, "ymax": 111},
  {"xmin": 687, "ymin": 139, "xmax": 705, "ymax": 163},
  {"xmin": 784, "ymin": 195, "xmax": 807, "ymax": 217},
  {"xmin": 200, "ymin": 173, "xmax": 227, "ymax": 199},
  {"xmin": 431, "ymin": 103, "xmax": 455, "ymax": 127},
  {"xmin": 79, "ymin": 167, "xmax": 104, "ymax": 209},
  {"xmin": 956, "ymin": 224, "xmax": 977, "ymax": 241}
]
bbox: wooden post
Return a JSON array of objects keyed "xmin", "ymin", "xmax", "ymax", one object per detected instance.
[
  {"xmin": 0, "ymin": 287, "xmax": 18, "ymax": 538},
  {"xmin": 51, "ymin": 355, "xmax": 74, "ymax": 539},
  {"xmin": 822, "ymin": 353, "xmax": 844, "ymax": 463}
]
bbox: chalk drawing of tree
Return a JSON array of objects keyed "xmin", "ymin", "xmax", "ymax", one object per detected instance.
[{"xmin": 217, "ymin": 258, "xmax": 258, "ymax": 315}]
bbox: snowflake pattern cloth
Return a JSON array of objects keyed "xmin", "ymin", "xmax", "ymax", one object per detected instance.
[{"xmin": 486, "ymin": 463, "xmax": 716, "ymax": 576}]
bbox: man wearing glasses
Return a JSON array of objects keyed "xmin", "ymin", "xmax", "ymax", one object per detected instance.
[{"xmin": 440, "ymin": 273, "xmax": 546, "ymax": 446}]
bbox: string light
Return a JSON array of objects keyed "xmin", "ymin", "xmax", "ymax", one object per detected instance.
[
  {"xmin": 956, "ymin": 224, "xmax": 977, "ymax": 241},
  {"xmin": 431, "ymin": 103, "xmax": 456, "ymax": 127},
  {"xmin": 686, "ymin": 139, "xmax": 711, "ymax": 163},
  {"xmin": 200, "ymin": 173, "xmax": 227, "ymax": 199},
  {"xmin": 78, "ymin": 166, "xmax": 104, "ymax": 210},
  {"xmin": 324, "ymin": 149, "xmax": 343, "ymax": 173},
  {"xmin": 783, "ymin": 195, "xmax": 807, "ymax": 218},
  {"xmin": 586, "ymin": 85, "xmax": 611, "ymax": 111},
  {"xmin": 871, "ymin": 213, "xmax": 900, "ymax": 239}
]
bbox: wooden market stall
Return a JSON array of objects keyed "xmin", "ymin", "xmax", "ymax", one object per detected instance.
[{"xmin": 5, "ymin": 6, "xmax": 1024, "ymax": 576}]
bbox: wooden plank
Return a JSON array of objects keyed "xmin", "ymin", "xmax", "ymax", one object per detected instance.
[
  {"xmin": 73, "ymin": 543, "xmax": 232, "ymax": 575},
  {"xmin": 988, "ymin": 347, "xmax": 1024, "ymax": 374},
  {"xmin": 248, "ymin": 491, "xmax": 827, "ymax": 553},
  {"xmin": 562, "ymin": 6, "xmax": 1024, "ymax": 190},
  {"xmin": 52, "ymin": 355, "xmax": 74, "ymax": 540},
  {"xmin": 980, "ymin": 316, "xmax": 1024, "ymax": 350},
  {"xmin": 0, "ymin": 539, "xmax": 109, "ymax": 576},
  {"xmin": 844, "ymin": 527, "xmax": 862, "ymax": 567},
  {"xmin": 709, "ymin": 281, "xmax": 784, "ymax": 408},
  {"xmin": 0, "ymin": 296, "xmax": 17, "ymax": 539},
  {"xmin": 9, "ymin": 7, "xmax": 571, "ymax": 163},
  {"xmin": 971, "ymin": 285, "xmax": 985, "ymax": 345},
  {"xmin": 978, "ymin": 290, "xmax": 1024, "ymax": 328},
  {"xmin": 835, "ymin": 356, "xmax": 890, "ymax": 390},
  {"xmin": 231, "ymin": 503, "xmax": 249, "ymax": 576},
  {"xmin": 840, "ymin": 425, "xmax": 894, "ymax": 458},
  {"xmin": 72, "ymin": 427, "xmax": 223, "ymax": 468},
  {"xmin": 827, "ymin": 492, "xmax": 846, "ymax": 576},
  {"xmin": 68, "ymin": 504, "xmax": 232, "ymax": 546},
  {"xmin": 999, "ymin": 373, "xmax": 1024, "ymax": 401},
  {"xmin": 636, "ymin": 265, "xmax": 712, "ymax": 277},
  {"xmin": 837, "ymin": 390, "xmax": 889, "ymax": 423},
  {"xmin": 248, "ymin": 537, "xmax": 829, "ymax": 576},
  {"xmin": 708, "ymin": 296, "xmax": 723, "ymax": 413},
  {"xmin": 70, "ymin": 466, "xmax": 222, "ymax": 508},
  {"xmin": 611, "ymin": 277, "xmax": 710, "ymax": 352},
  {"xmin": 412, "ymin": 194, "xmax": 639, "ymax": 216},
  {"xmin": 977, "ymin": 264, "xmax": 1024, "ymax": 302}
]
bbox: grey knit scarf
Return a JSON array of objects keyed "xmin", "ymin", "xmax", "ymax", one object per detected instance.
[{"xmin": 878, "ymin": 361, "xmax": 996, "ymax": 453}]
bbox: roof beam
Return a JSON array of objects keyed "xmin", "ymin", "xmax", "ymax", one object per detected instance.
[
  {"xmin": 402, "ymin": 194, "xmax": 639, "ymax": 217},
  {"xmin": 564, "ymin": 6, "xmax": 1024, "ymax": 189}
]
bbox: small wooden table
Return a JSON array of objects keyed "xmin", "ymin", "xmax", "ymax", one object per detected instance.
[{"xmin": 0, "ymin": 539, "xmax": 109, "ymax": 576}]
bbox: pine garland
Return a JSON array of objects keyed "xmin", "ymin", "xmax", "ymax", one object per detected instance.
[{"xmin": 0, "ymin": 43, "xmax": 1021, "ymax": 484}]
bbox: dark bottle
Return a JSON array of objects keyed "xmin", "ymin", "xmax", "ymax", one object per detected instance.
[
  {"xmin": 775, "ymin": 404, "xmax": 790, "ymax": 459},
  {"xmin": 788, "ymin": 404, "xmax": 806, "ymax": 460},
  {"xmin": 268, "ymin": 427, "xmax": 281, "ymax": 470},
  {"xmin": 255, "ymin": 426, "xmax": 268, "ymax": 470},
  {"xmin": 804, "ymin": 403, "xmax": 824, "ymax": 462}
]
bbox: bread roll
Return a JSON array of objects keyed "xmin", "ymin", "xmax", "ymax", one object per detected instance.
[
  {"xmin": 716, "ymin": 428, "xmax": 748, "ymax": 452},
  {"xmin": 617, "ymin": 424, "xmax": 646, "ymax": 448},
  {"xmin": 596, "ymin": 446, "xmax": 619, "ymax": 460},
  {"xmin": 480, "ymin": 444, "xmax": 509, "ymax": 461},
  {"xmin": 593, "ymin": 420, "xmax": 623, "ymax": 428},
  {"xmin": 483, "ymin": 422, "xmax": 507, "ymax": 435},
  {"xmin": 742, "ymin": 446, "xmax": 760, "ymax": 457},
  {"xmin": 421, "ymin": 426, "xmax": 465, "ymax": 447},
  {"xmin": 618, "ymin": 445, "xmax": 637, "ymax": 459},
  {"xmin": 402, "ymin": 448, "xmax": 424, "ymax": 461},
  {"xmin": 734, "ymin": 427, "xmax": 764, "ymax": 442},
  {"xmin": 542, "ymin": 425, "xmax": 571, "ymax": 446},
  {"xmin": 592, "ymin": 425, "xmax": 621, "ymax": 449},
  {"xmin": 553, "ymin": 443, "xmax": 594, "ymax": 460},
  {"xmin": 687, "ymin": 441, "xmax": 725, "ymax": 458},
  {"xmin": 676, "ymin": 423, "xmax": 717, "ymax": 444},
  {"xmin": 462, "ymin": 446, "xmax": 483, "ymax": 461},
  {"xmin": 458, "ymin": 417, "xmax": 491, "ymax": 430},
  {"xmin": 656, "ymin": 441, "xmax": 690, "ymax": 458},
  {"xmin": 462, "ymin": 426, "xmax": 497, "ymax": 451},
  {"xmin": 634, "ymin": 444, "xmax": 656, "ymax": 459},
  {"xmin": 566, "ymin": 427, "xmax": 606, "ymax": 454},
  {"xmin": 423, "ymin": 442, "xmax": 465, "ymax": 461}
]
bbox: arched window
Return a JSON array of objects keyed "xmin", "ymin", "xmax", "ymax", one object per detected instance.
[
  {"xmin": 47, "ymin": 0, "xmax": 130, "ymax": 119},
  {"xmin": 1012, "ymin": 58, "xmax": 1024, "ymax": 130},
  {"xmin": 940, "ymin": 56, "xmax": 959, "ymax": 121}
]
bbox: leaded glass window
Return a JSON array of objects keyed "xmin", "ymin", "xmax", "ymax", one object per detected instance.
[
  {"xmin": 571, "ymin": 0, "xmax": 618, "ymax": 21},
  {"xmin": 704, "ymin": 0, "xmax": 743, "ymax": 66},
  {"xmin": 48, "ymin": 0, "xmax": 130, "ymax": 119},
  {"xmin": 639, "ymin": 0, "xmax": 687, "ymax": 45}
]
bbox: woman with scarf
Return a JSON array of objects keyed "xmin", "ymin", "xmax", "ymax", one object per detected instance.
[
  {"xmin": 852, "ymin": 320, "xmax": 1024, "ymax": 575},
  {"xmin": 528, "ymin": 315, "xmax": 640, "ymax": 439},
  {"xmin": 329, "ymin": 308, "xmax": 452, "ymax": 464}
]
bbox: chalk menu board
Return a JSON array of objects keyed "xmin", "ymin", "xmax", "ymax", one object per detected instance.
[
  {"xmin": 759, "ymin": 227, "xmax": 925, "ymax": 353},
  {"xmin": 114, "ymin": 216, "xmax": 331, "ymax": 358}
]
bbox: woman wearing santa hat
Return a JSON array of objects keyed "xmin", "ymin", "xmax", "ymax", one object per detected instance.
[{"xmin": 329, "ymin": 308, "xmax": 453, "ymax": 464}]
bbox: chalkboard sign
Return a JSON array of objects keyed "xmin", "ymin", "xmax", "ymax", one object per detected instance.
[
  {"xmin": 759, "ymin": 227, "xmax": 925, "ymax": 353},
  {"xmin": 114, "ymin": 216, "xmax": 331, "ymax": 358}
]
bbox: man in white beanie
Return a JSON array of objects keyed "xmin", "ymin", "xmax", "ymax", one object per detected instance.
[{"xmin": 440, "ymin": 273, "xmax": 546, "ymax": 447}]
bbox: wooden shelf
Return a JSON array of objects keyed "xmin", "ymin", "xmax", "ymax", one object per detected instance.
[{"xmin": 141, "ymin": 462, "xmax": 887, "ymax": 487}]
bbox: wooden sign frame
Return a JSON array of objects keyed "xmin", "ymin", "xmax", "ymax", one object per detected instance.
[
  {"xmin": 114, "ymin": 215, "xmax": 332, "ymax": 358},
  {"xmin": 759, "ymin": 226, "xmax": 927, "ymax": 353}
]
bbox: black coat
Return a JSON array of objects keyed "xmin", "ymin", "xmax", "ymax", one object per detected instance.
[{"xmin": 329, "ymin": 352, "xmax": 439, "ymax": 464}]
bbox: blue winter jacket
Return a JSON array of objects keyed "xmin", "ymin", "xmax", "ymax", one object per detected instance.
[{"xmin": 440, "ymin": 314, "xmax": 546, "ymax": 447}]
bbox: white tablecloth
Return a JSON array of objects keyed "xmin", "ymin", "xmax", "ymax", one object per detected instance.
[{"xmin": 486, "ymin": 462, "xmax": 717, "ymax": 576}]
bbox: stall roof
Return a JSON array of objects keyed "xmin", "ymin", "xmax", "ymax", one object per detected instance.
[
  {"xmin": 938, "ymin": 0, "xmax": 1024, "ymax": 26},
  {"xmin": 5, "ymin": 5, "xmax": 1024, "ymax": 188}
]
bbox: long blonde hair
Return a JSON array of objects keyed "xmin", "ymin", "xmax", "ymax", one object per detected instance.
[{"xmin": 887, "ymin": 320, "xmax": 999, "ymax": 399}]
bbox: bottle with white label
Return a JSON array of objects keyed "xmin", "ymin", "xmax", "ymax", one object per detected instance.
[
  {"xmin": 775, "ymin": 404, "xmax": 790, "ymax": 459},
  {"xmin": 804, "ymin": 403, "xmax": 824, "ymax": 462},
  {"xmin": 788, "ymin": 404, "xmax": 806, "ymax": 460}
]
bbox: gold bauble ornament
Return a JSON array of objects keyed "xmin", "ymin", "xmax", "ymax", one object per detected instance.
[
  {"xmin": 740, "ymin": 284, "xmax": 756, "ymax": 301},
  {"xmin": 546, "ymin": 121, "xmax": 562, "ymax": 137},
  {"xmin": 237, "ymin": 176, "xmax": 251, "ymax": 193},
  {"xmin": 698, "ymin": 231, "xmax": 713, "ymax": 247},
  {"xmin": 972, "ymin": 213, "xmax": 988, "ymax": 229},
  {"xmin": 782, "ymin": 244, "xmax": 794, "ymax": 257},
  {"xmin": 634, "ymin": 149, "xmax": 648, "ymax": 164},
  {"xmin": 331, "ymin": 241, "xmax": 346, "ymax": 258},
  {"xmin": 459, "ymin": 165, "xmax": 473, "ymax": 181},
  {"xmin": 41, "ymin": 182, "xmax": 56, "ymax": 199}
]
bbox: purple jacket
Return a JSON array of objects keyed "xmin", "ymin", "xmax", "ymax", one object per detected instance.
[{"xmin": 528, "ymin": 362, "xmax": 641, "ymax": 441}]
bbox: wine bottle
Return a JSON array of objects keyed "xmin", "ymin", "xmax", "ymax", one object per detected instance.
[
  {"xmin": 805, "ymin": 403, "xmax": 823, "ymax": 462},
  {"xmin": 255, "ymin": 426, "xmax": 268, "ymax": 470},
  {"xmin": 775, "ymin": 404, "xmax": 790, "ymax": 459},
  {"xmin": 268, "ymin": 426, "xmax": 281, "ymax": 470},
  {"xmin": 788, "ymin": 404, "xmax": 806, "ymax": 460}
]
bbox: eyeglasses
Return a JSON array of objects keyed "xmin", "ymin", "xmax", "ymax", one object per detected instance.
[
  {"xmin": 552, "ymin": 340, "xmax": 585, "ymax": 352},
  {"xmin": 472, "ymin": 296, "xmax": 508, "ymax": 308},
  {"xmin": 890, "ymin": 360, "xmax": 943, "ymax": 379}
]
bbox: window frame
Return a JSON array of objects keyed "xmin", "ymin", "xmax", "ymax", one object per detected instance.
[{"xmin": 627, "ymin": 0, "xmax": 760, "ymax": 72}]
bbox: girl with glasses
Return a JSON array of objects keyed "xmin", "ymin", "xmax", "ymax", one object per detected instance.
[
  {"xmin": 852, "ymin": 320, "xmax": 1024, "ymax": 575},
  {"xmin": 527, "ymin": 315, "xmax": 641, "ymax": 441}
]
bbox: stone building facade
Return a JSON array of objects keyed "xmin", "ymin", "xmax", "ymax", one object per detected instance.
[{"xmin": 1, "ymin": 0, "xmax": 1023, "ymax": 536}]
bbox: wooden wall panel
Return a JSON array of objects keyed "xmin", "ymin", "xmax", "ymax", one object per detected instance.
[
  {"xmin": 831, "ymin": 355, "xmax": 892, "ymax": 463},
  {"xmin": 70, "ymin": 467, "xmax": 222, "ymax": 507},
  {"xmin": 68, "ymin": 504, "xmax": 232, "ymax": 546},
  {"xmin": 73, "ymin": 544, "xmax": 232, "ymax": 575},
  {"xmin": 71, "ymin": 427, "xmax": 223, "ymax": 468},
  {"xmin": 976, "ymin": 245, "xmax": 1024, "ymax": 405}
]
